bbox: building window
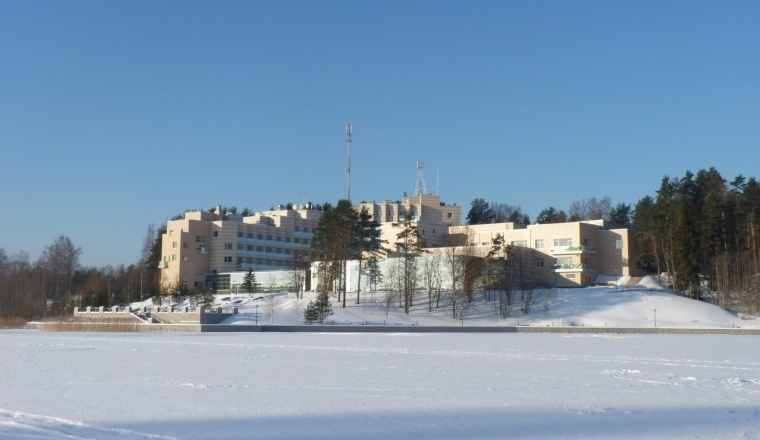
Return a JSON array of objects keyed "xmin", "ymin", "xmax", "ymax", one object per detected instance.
[
  {"xmin": 223, "ymin": 256, "xmax": 232, "ymax": 263},
  {"xmin": 536, "ymin": 258, "xmax": 544, "ymax": 268},
  {"xmin": 224, "ymin": 243, "xmax": 233, "ymax": 250},
  {"xmin": 267, "ymin": 235, "xmax": 272, "ymax": 241},
  {"xmin": 615, "ymin": 239, "xmax": 623, "ymax": 249},
  {"xmin": 535, "ymin": 239, "xmax": 544, "ymax": 249},
  {"xmin": 195, "ymin": 235, "xmax": 205, "ymax": 244},
  {"xmin": 183, "ymin": 256, "xmax": 187, "ymax": 261},
  {"xmin": 237, "ymin": 232, "xmax": 243, "ymax": 237},
  {"xmin": 171, "ymin": 254, "xmax": 176, "ymax": 261},
  {"xmin": 172, "ymin": 241, "xmax": 177, "ymax": 249},
  {"xmin": 183, "ymin": 242, "xmax": 188, "ymax": 248},
  {"xmin": 295, "ymin": 238, "xmax": 300, "ymax": 244},
  {"xmin": 258, "ymin": 234, "xmax": 263, "ymax": 239},
  {"xmin": 266, "ymin": 247, "xmax": 272, "ymax": 253},
  {"xmin": 286, "ymin": 237, "xmax": 291, "ymax": 242},
  {"xmin": 447, "ymin": 212, "xmax": 453, "ymax": 218},
  {"xmin": 556, "ymin": 257, "xmax": 573, "ymax": 267},
  {"xmin": 512, "ymin": 240, "xmax": 528, "ymax": 247},
  {"xmin": 257, "ymin": 246, "xmax": 263, "ymax": 252},
  {"xmin": 554, "ymin": 238, "xmax": 572, "ymax": 247},
  {"xmin": 169, "ymin": 230, "xmax": 173, "ymax": 236},
  {"xmin": 213, "ymin": 231, "xmax": 219, "ymax": 237},
  {"xmin": 277, "ymin": 236, "xmax": 282, "ymax": 241},
  {"xmin": 247, "ymin": 245, "xmax": 253, "ymax": 251},
  {"xmin": 295, "ymin": 226, "xmax": 300, "ymax": 232}
]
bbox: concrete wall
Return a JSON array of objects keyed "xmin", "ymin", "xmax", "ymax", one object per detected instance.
[
  {"xmin": 150, "ymin": 306, "xmax": 237, "ymax": 324},
  {"xmin": 73, "ymin": 306, "xmax": 141, "ymax": 321}
]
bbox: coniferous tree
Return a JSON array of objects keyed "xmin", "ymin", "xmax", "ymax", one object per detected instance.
[
  {"xmin": 352, "ymin": 206, "xmax": 386, "ymax": 304},
  {"xmin": 466, "ymin": 198, "xmax": 494, "ymax": 225},
  {"xmin": 240, "ymin": 269, "xmax": 259, "ymax": 295},
  {"xmin": 303, "ymin": 291, "xmax": 333, "ymax": 324},
  {"xmin": 393, "ymin": 208, "xmax": 425, "ymax": 314}
]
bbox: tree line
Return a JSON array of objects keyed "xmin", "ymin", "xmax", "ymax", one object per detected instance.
[
  {"xmin": 0, "ymin": 228, "xmax": 163, "ymax": 321},
  {"xmin": 632, "ymin": 168, "xmax": 760, "ymax": 312}
]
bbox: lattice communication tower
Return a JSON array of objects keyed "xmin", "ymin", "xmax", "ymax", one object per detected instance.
[{"xmin": 415, "ymin": 161, "xmax": 427, "ymax": 196}]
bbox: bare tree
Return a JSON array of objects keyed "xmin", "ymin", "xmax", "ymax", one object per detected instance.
[
  {"xmin": 568, "ymin": 196, "xmax": 612, "ymax": 221},
  {"xmin": 41, "ymin": 235, "xmax": 82, "ymax": 315},
  {"xmin": 265, "ymin": 292, "xmax": 282, "ymax": 323},
  {"xmin": 422, "ymin": 255, "xmax": 443, "ymax": 311},
  {"xmin": 382, "ymin": 259, "xmax": 401, "ymax": 315},
  {"xmin": 444, "ymin": 235, "xmax": 465, "ymax": 319}
]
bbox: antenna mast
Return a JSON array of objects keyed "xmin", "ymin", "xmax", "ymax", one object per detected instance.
[
  {"xmin": 415, "ymin": 161, "xmax": 427, "ymax": 196},
  {"xmin": 346, "ymin": 124, "xmax": 352, "ymax": 201}
]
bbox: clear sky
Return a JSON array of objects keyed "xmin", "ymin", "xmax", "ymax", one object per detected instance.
[{"xmin": 1, "ymin": 1, "xmax": 758, "ymax": 267}]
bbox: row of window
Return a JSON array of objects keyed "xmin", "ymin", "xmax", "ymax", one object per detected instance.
[
  {"xmin": 234, "ymin": 244, "xmax": 295, "ymax": 255},
  {"xmin": 535, "ymin": 256, "xmax": 594, "ymax": 268},
  {"xmin": 235, "ymin": 230, "xmax": 315, "ymax": 240},
  {"xmin": 236, "ymin": 257, "xmax": 293, "ymax": 267},
  {"xmin": 482, "ymin": 238, "xmax": 623, "ymax": 250}
]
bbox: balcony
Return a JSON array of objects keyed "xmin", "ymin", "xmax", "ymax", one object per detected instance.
[
  {"xmin": 551, "ymin": 245, "xmax": 596, "ymax": 255},
  {"xmin": 551, "ymin": 263, "xmax": 595, "ymax": 272}
]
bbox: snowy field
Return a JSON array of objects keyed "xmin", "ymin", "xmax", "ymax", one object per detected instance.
[{"xmin": 2, "ymin": 330, "xmax": 760, "ymax": 439}]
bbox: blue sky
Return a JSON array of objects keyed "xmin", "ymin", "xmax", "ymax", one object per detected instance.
[{"xmin": 1, "ymin": 1, "xmax": 758, "ymax": 267}]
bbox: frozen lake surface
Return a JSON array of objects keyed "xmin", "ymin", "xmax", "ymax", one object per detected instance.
[{"xmin": 1, "ymin": 330, "xmax": 759, "ymax": 439}]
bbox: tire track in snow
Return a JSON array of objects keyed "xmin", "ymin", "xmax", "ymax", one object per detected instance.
[{"xmin": 0, "ymin": 409, "xmax": 179, "ymax": 440}]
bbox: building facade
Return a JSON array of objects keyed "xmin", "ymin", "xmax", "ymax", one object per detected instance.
[
  {"xmin": 357, "ymin": 194, "xmax": 462, "ymax": 249},
  {"xmin": 160, "ymin": 206, "xmax": 322, "ymax": 291},
  {"xmin": 450, "ymin": 219, "xmax": 638, "ymax": 287},
  {"xmin": 160, "ymin": 195, "xmax": 638, "ymax": 292}
]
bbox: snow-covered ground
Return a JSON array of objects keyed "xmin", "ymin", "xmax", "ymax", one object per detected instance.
[
  {"xmin": 3, "ymin": 277, "xmax": 759, "ymax": 439},
  {"xmin": 219, "ymin": 276, "xmax": 757, "ymax": 329},
  {"xmin": 1, "ymin": 331, "xmax": 759, "ymax": 439}
]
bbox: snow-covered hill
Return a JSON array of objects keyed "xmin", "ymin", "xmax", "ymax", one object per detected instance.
[{"xmin": 218, "ymin": 276, "xmax": 757, "ymax": 329}]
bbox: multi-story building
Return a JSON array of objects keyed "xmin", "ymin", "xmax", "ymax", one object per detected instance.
[
  {"xmin": 450, "ymin": 219, "xmax": 638, "ymax": 287},
  {"xmin": 357, "ymin": 193, "xmax": 462, "ymax": 248},
  {"xmin": 159, "ymin": 205, "xmax": 322, "ymax": 291},
  {"xmin": 160, "ymin": 195, "xmax": 638, "ymax": 292}
]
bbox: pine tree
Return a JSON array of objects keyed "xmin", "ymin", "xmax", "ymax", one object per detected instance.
[
  {"xmin": 466, "ymin": 198, "xmax": 494, "ymax": 225},
  {"xmin": 352, "ymin": 206, "xmax": 386, "ymax": 304},
  {"xmin": 303, "ymin": 291, "xmax": 333, "ymax": 324},
  {"xmin": 393, "ymin": 208, "xmax": 425, "ymax": 314},
  {"xmin": 240, "ymin": 269, "xmax": 259, "ymax": 295}
]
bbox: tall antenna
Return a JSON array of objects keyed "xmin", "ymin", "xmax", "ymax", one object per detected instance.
[
  {"xmin": 436, "ymin": 168, "xmax": 439, "ymax": 195},
  {"xmin": 415, "ymin": 161, "xmax": 427, "ymax": 196},
  {"xmin": 346, "ymin": 124, "xmax": 352, "ymax": 201}
]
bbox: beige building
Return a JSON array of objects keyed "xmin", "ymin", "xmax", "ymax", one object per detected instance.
[
  {"xmin": 449, "ymin": 219, "xmax": 638, "ymax": 287},
  {"xmin": 160, "ymin": 205, "xmax": 322, "ymax": 291},
  {"xmin": 357, "ymin": 194, "xmax": 462, "ymax": 249},
  {"xmin": 160, "ymin": 194, "xmax": 637, "ymax": 292}
]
